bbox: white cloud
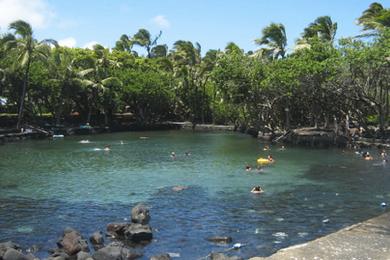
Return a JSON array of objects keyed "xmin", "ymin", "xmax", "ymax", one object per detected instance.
[
  {"xmin": 151, "ymin": 15, "xmax": 170, "ymax": 29},
  {"xmin": 58, "ymin": 37, "xmax": 77, "ymax": 48},
  {"xmin": 83, "ymin": 41, "xmax": 99, "ymax": 49},
  {"xmin": 0, "ymin": 0, "xmax": 54, "ymax": 29}
]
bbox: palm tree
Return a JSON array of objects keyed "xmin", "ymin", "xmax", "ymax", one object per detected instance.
[
  {"xmin": 150, "ymin": 44, "xmax": 168, "ymax": 58},
  {"xmin": 357, "ymin": 2, "xmax": 390, "ymax": 36},
  {"xmin": 132, "ymin": 29, "xmax": 162, "ymax": 58},
  {"xmin": 302, "ymin": 16, "xmax": 338, "ymax": 43},
  {"xmin": 78, "ymin": 44, "xmax": 122, "ymax": 125},
  {"xmin": 7, "ymin": 20, "xmax": 57, "ymax": 129},
  {"xmin": 255, "ymin": 23, "xmax": 287, "ymax": 59}
]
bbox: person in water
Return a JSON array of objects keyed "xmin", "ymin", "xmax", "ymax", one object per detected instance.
[
  {"xmin": 267, "ymin": 155, "xmax": 274, "ymax": 162},
  {"xmin": 251, "ymin": 186, "xmax": 264, "ymax": 194},
  {"xmin": 263, "ymin": 145, "xmax": 270, "ymax": 151},
  {"xmin": 245, "ymin": 165, "xmax": 252, "ymax": 171},
  {"xmin": 104, "ymin": 145, "xmax": 111, "ymax": 151},
  {"xmin": 278, "ymin": 145, "xmax": 286, "ymax": 151},
  {"xmin": 170, "ymin": 152, "xmax": 176, "ymax": 160},
  {"xmin": 362, "ymin": 151, "xmax": 373, "ymax": 160},
  {"xmin": 185, "ymin": 151, "xmax": 191, "ymax": 156}
]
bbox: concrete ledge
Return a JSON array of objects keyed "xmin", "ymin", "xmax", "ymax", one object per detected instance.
[{"xmin": 250, "ymin": 212, "xmax": 390, "ymax": 260}]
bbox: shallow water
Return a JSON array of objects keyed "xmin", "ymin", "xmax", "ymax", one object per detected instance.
[{"xmin": 0, "ymin": 131, "xmax": 389, "ymax": 259}]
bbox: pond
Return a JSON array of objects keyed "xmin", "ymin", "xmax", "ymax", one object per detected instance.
[{"xmin": 0, "ymin": 131, "xmax": 389, "ymax": 259}]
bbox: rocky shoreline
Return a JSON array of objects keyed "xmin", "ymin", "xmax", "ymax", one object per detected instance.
[{"xmin": 0, "ymin": 204, "xmax": 242, "ymax": 260}]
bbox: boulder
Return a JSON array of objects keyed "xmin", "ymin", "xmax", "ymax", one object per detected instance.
[
  {"xmin": 209, "ymin": 253, "xmax": 243, "ymax": 260},
  {"xmin": 0, "ymin": 241, "xmax": 21, "ymax": 258},
  {"xmin": 150, "ymin": 254, "xmax": 171, "ymax": 260},
  {"xmin": 57, "ymin": 228, "xmax": 89, "ymax": 256},
  {"xmin": 76, "ymin": 251, "xmax": 93, "ymax": 260},
  {"xmin": 206, "ymin": 236, "xmax": 233, "ymax": 244},
  {"xmin": 3, "ymin": 248, "xmax": 30, "ymax": 260},
  {"xmin": 90, "ymin": 231, "xmax": 104, "ymax": 249},
  {"xmin": 124, "ymin": 223, "xmax": 153, "ymax": 243},
  {"xmin": 131, "ymin": 204, "xmax": 150, "ymax": 225},
  {"xmin": 47, "ymin": 250, "xmax": 69, "ymax": 260},
  {"xmin": 107, "ymin": 223, "xmax": 128, "ymax": 238},
  {"xmin": 92, "ymin": 244, "xmax": 141, "ymax": 260}
]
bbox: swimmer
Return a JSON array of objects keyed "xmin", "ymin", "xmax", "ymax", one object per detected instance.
[
  {"xmin": 170, "ymin": 152, "xmax": 176, "ymax": 160},
  {"xmin": 278, "ymin": 145, "xmax": 286, "ymax": 151},
  {"xmin": 245, "ymin": 165, "xmax": 252, "ymax": 171},
  {"xmin": 267, "ymin": 155, "xmax": 274, "ymax": 163},
  {"xmin": 185, "ymin": 151, "xmax": 191, "ymax": 156},
  {"xmin": 263, "ymin": 145, "xmax": 270, "ymax": 151},
  {"xmin": 251, "ymin": 186, "xmax": 264, "ymax": 194},
  {"xmin": 104, "ymin": 145, "xmax": 111, "ymax": 151},
  {"xmin": 362, "ymin": 151, "xmax": 373, "ymax": 160}
]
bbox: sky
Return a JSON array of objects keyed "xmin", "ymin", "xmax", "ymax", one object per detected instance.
[{"xmin": 0, "ymin": 0, "xmax": 388, "ymax": 54}]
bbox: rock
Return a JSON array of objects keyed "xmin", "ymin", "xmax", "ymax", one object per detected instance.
[
  {"xmin": 206, "ymin": 236, "xmax": 233, "ymax": 244},
  {"xmin": 25, "ymin": 253, "xmax": 40, "ymax": 260},
  {"xmin": 90, "ymin": 231, "xmax": 104, "ymax": 249},
  {"xmin": 3, "ymin": 248, "xmax": 29, "ymax": 260},
  {"xmin": 172, "ymin": 186, "xmax": 188, "ymax": 192},
  {"xmin": 0, "ymin": 242, "xmax": 21, "ymax": 258},
  {"xmin": 92, "ymin": 244, "xmax": 141, "ymax": 260},
  {"xmin": 47, "ymin": 250, "xmax": 69, "ymax": 260},
  {"xmin": 77, "ymin": 251, "xmax": 92, "ymax": 260},
  {"xmin": 57, "ymin": 228, "xmax": 89, "ymax": 256},
  {"xmin": 131, "ymin": 204, "xmax": 150, "ymax": 225},
  {"xmin": 107, "ymin": 223, "xmax": 128, "ymax": 238},
  {"xmin": 209, "ymin": 253, "xmax": 243, "ymax": 260},
  {"xmin": 150, "ymin": 254, "xmax": 171, "ymax": 260},
  {"xmin": 124, "ymin": 223, "xmax": 153, "ymax": 243}
]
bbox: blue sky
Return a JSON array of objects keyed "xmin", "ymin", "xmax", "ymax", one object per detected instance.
[{"xmin": 0, "ymin": 0, "xmax": 387, "ymax": 54}]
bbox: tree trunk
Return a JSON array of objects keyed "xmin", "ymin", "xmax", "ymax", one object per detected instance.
[{"xmin": 16, "ymin": 59, "xmax": 31, "ymax": 130}]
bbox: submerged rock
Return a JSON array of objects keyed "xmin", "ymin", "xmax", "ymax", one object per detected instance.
[
  {"xmin": 3, "ymin": 248, "xmax": 30, "ymax": 260},
  {"xmin": 131, "ymin": 204, "xmax": 150, "ymax": 225},
  {"xmin": 207, "ymin": 236, "xmax": 233, "ymax": 244}
]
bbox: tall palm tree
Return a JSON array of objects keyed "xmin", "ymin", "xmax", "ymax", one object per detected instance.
[
  {"xmin": 255, "ymin": 23, "xmax": 287, "ymax": 59},
  {"xmin": 7, "ymin": 20, "xmax": 57, "ymax": 129},
  {"xmin": 302, "ymin": 16, "xmax": 338, "ymax": 43},
  {"xmin": 132, "ymin": 29, "xmax": 162, "ymax": 58},
  {"xmin": 357, "ymin": 2, "xmax": 390, "ymax": 36}
]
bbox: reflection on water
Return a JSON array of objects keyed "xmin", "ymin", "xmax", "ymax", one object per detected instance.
[{"xmin": 0, "ymin": 131, "xmax": 389, "ymax": 259}]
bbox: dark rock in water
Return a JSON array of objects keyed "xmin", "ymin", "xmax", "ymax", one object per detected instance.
[
  {"xmin": 76, "ymin": 251, "xmax": 92, "ymax": 260},
  {"xmin": 131, "ymin": 204, "xmax": 150, "ymax": 225},
  {"xmin": 3, "ymin": 248, "xmax": 29, "ymax": 260},
  {"xmin": 207, "ymin": 236, "xmax": 233, "ymax": 244},
  {"xmin": 47, "ymin": 250, "xmax": 69, "ymax": 260},
  {"xmin": 92, "ymin": 243, "xmax": 141, "ymax": 260},
  {"xmin": 124, "ymin": 223, "xmax": 153, "ymax": 243},
  {"xmin": 90, "ymin": 231, "xmax": 104, "ymax": 249},
  {"xmin": 150, "ymin": 254, "xmax": 171, "ymax": 260},
  {"xmin": 57, "ymin": 228, "xmax": 89, "ymax": 256},
  {"xmin": 209, "ymin": 253, "xmax": 243, "ymax": 260},
  {"xmin": 0, "ymin": 241, "xmax": 21, "ymax": 258},
  {"xmin": 107, "ymin": 223, "xmax": 128, "ymax": 238}
]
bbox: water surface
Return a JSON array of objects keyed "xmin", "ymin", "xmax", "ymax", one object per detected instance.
[{"xmin": 0, "ymin": 131, "xmax": 389, "ymax": 259}]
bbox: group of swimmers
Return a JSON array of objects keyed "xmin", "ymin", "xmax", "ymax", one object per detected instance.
[
  {"xmin": 247, "ymin": 145, "xmax": 286, "ymax": 194},
  {"xmin": 170, "ymin": 151, "xmax": 191, "ymax": 160},
  {"xmin": 356, "ymin": 147, "xmax": 388, "ymax": 163}
]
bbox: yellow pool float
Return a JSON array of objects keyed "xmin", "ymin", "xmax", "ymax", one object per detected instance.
[{"xmin": 257, "ymin": 158, "xmax": 273, "ymax": 165}]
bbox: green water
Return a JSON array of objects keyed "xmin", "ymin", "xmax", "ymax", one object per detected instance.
[{"xmin": 0, "ymin": 131, "xmax": 389, "ymax": 259}]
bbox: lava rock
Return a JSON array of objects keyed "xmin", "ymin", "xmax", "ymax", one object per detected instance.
[
  {"xmin": 209, "ymin": 253, "xmax": 243, "ymax": 260},
  {"xmin": 131, "ymin": 204, "xmax": 150, "ymax": 225},
  {"xmin": 107, "ymin": 223, "xmax": 128, "ymax": 238},
  {"xmin": 150, "ymin": 254, "xmax": 171, "ymax": 260},
  {"xmin": 90, "ymin": 231, "xmax": 104, "ymax": 249},
  {"xmin": 206, "ymin": 236, "xmax": 233, "ymax": 244},
  {"xmin": 92, "ymin": 244, "xmax": 141, "ymax": 260},
  {"xmin": 57, "ymin": 228, "xmax": 89, "ymax": 256},
  {"xmin": 124, "ymin": 223, "xmax": 153, "ymax": 243},
  {"xmin": 3, "ymin": 248, "xmax": 30, "ymax": 260}
]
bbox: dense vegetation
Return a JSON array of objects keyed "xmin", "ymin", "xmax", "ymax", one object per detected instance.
[{"xmin": 0, "ymin": 2, "xmax": 389, "ymax": 137}]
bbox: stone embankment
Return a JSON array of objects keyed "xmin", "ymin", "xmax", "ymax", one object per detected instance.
[{"xmin": 250, "ymin": 212, "xmax": 390, "ymax": 260}]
